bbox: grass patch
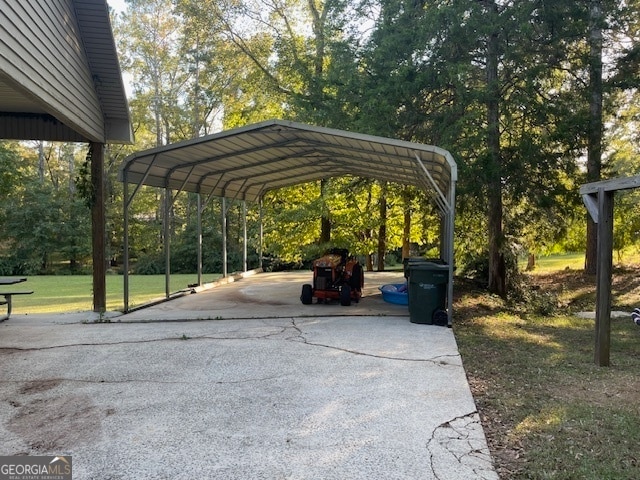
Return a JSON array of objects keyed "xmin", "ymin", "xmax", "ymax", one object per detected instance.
[
  {"xmin": 6, "ymin": 274, "xmax": 222, "ymax": 314},
  {"xmin": 521, "ymin": 252, "xmax": 586, "ymax": 273},
  {"xmin": 454, "ymin": 268, "xmax": 640, "ymax": 479},
  {"xmin": 524, "ymin": 251, "xmax": 640, "ymax": 275}
]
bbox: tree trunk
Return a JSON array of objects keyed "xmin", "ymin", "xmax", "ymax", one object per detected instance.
[
  {"xmin": 154, "ymin": 77, "xmax": 162, "ymax": 148},
  {"xmin": 377, "ymin": 182, "xmax": 387, "ymax": 271},
  {"xmin": 38, "ymin": 141, "xmax": 45, "ymax": 183},
  {"xmin": 585, "ymin": 0, "xmax": 603, "ymax": 275},
  {"xmin": 402, "ymin": 188, "xmax": 411, "ymax": 259},
  {"xmin": 90, "ymin": 142, "xmax": 106, "ymax": 313},
  {"xmin": 319, "ymin": 179, "xmax": 331, "ymax": 243},
  {"xmin": 485, "ymin": 2, "xmax": 506, "ymax": 297},
  {"xmin": 488, "ymin": 188, "xmax": 506, "ymax": 295},
  {"xmin": 526, "ymin": 253, "xmax": 536, "ymax": 271},
  {"xmin": 365, "ymin": 254, "xmax": 374, "ymax": 272}
]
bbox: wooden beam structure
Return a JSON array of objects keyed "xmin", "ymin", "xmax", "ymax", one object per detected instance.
[{"xmin": 580, "ymin": 174, "xmax": 640, "ymax": 366}]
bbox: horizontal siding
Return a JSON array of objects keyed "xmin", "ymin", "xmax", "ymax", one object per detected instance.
[{"xmin": 0, "ymin": 0, "xmax": 105, "ymax": 141}]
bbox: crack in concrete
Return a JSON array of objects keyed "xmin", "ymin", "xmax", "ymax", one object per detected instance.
[
  {"xmin": 0, "ymin": 338, "xmax": 177, "ymax": 353},
  {"xmin": 287, "ymin": 318, "xmax": 459, "ymax": 366},
  {"xmin": 0, "ymin": 327, "xmax": 290, "ymax": 354},
  {"xmin": 426, "ymin": 411, "xmax": 498, "ymax": 480},
  {"xmin": 2, "ymin": 372, "xmax": 286, "ymax": 388}
]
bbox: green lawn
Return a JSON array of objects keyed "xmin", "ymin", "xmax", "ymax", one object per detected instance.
[
  {"xmin": 6, "ymin": 253, "xmax": 627, "ymax": 313},
  {"xmin": 8, "ymin": 252, "xmax": 639, "ymax": 315},
  {"xmin": 523, "ymin": 252, "xmax": 585, "ymax": 272},
  {"xmin": 522, "ymin": 251, "xmax": 640, "ymax": 274},
  {"xmin": 455, "ymin": 300, "xmax": 640, "ymax": 479},
  {"xmin": 456, "ymin": 254, "xmax": 640, "ymax": 478},
  {"xmin": 5, "ymin": 274, "xmax": 222, "ymax": 314}
]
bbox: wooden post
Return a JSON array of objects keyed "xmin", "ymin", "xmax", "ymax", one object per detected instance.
[
  {"xmin": 581, "ymin": 176, "xmax": 640, "ymax": 366},
  {"xmin": 123, "ymin": 173, "xmax": 129, "ymax": 312},
  {"xmin": 90, "ymin": 142, "xmax": 106, "ymax": 313},
  {"xmin": 594, "ymin": 188, "xmax": 613, "ymax": 366}
]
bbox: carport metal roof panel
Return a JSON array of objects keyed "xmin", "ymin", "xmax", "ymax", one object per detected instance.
[{"xmin": 119, "ymin": 119, "xmax": 457, "ymax": 204}]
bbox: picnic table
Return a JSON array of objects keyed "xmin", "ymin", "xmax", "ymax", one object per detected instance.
[{"xmin": 0, "ymin": 277, "xmax": 33, "ymax": 320}]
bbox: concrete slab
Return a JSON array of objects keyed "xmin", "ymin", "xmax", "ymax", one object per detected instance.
[
  {"xmin": 121, "ymin": 271, "xmax": 411, "ymax": 322},
  {"xmin": 0, "ymin": 271, "xmax": 498, "ymax": 479},
  {"xmin": 575, "ymin": 310, "xmax": 630, "ymax": 319}
]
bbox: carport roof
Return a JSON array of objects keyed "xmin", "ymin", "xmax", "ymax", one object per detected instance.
[{"xmin": 119, "ymin": 119, "xmax": 457, "ymax": 206}]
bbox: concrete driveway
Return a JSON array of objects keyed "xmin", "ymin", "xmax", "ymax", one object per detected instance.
[{"xmin": 0, "ymin": 271, "xmax": 497, "ymax": 479}]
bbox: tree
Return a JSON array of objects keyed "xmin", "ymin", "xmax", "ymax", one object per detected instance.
[
  {"xmin": 585, "ymin": 0, "xmax": 604, "ymax": 274},
  {"xmin": 480, "ymin": 0, "xmax": 506, "ymax": 295},
  {"xmin": 0, "ymin": 141, "xmax": 93, "ymax": 274},
  {"xmin": 178, "ymin": 0, "xmax": 355, "ymax": 247},
  {"xmin": 109, "ymin": 0, "xmax": 640, "ymax": 280},
  {"xmin": 116, "ymin": 0, "xmax": 185, "ymax": 146}
]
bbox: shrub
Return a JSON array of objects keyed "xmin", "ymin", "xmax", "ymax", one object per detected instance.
[{"xmin": 133, "ymin": 253, "xmax": 165, "ymax": 275}]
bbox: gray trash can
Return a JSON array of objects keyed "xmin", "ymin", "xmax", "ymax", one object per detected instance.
[{"xmin": 408, "ymin": 263, "xmax": 448, "ymax": 324}]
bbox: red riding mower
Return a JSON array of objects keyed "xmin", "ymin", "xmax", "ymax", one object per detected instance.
[{"xmin": 300, "ymin": 248, "xmax": 364, "ymax": 306}]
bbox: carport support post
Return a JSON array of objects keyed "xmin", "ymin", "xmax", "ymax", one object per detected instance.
[
  {"xmin": 243, "ymin": 201, "xmax": 248, "ymax": 272},
  {"xmin": 123, "ymin": 174, "xmax": 130, "ymax": 312},
  {"xmin": 222, "ymin": 197, "xmax": 228, "ymax": 277},
  {"xmin": 414, "ymin": 150, "xmax": 456, "ymax": 326},
  {"xmin": 594, "ymin": 187, "xmax": 614, "ymax": 367},
  {"xmin": 446, "ymin": 180, "xmax": 456, "ymax": 327},
  {"xmin": 197, "ymin": 194, "xmax": 203, "ymax": 286},
  {"xmin": 259, "ymin": 199, "xmax": 263, "ymax": 270},
  {"xmin": 164, "ymin": 187, "xmax": 171, "ymax": 298}
]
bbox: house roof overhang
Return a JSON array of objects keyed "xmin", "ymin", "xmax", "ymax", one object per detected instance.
[{"xmin": 0, "ymin": 0, "xmax": 132, "ymax": 143}]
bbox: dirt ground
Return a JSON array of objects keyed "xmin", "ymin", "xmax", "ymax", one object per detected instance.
[{"xmin": 453, "ymin": 266, "xmax": 640, "ymax": 479}]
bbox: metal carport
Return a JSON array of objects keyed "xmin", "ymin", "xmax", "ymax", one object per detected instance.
[{"xmin": 119, "ymin": 119, "xmax": 457, "ymax": 323}]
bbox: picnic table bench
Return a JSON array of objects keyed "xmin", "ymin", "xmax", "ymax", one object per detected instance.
[{"xmin": 0, "ymin": 277, "xmax": 33, "ymax": 320}]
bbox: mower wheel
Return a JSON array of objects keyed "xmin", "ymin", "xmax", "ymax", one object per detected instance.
[
  {"xmin": 340, "ymin": 284, "xmax": 352, "ymax": 306},
  {"xmin": 301, "ymin": 284, "xmax": 313, "ymax": 305}
]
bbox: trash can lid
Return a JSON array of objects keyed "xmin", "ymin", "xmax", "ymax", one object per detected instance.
[
  {"xmin": 406, "ymin": 261, "xmax": 441, "ymax": 270},
  {"xmin": 409, "ymin": 262, "xmax": 449, "ymax": 270},
  {"xmin": 404, "ymin": 257, "xmax": 445, "ymax": 263}
]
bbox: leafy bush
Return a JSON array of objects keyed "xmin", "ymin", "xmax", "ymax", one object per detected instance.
[
  {"xmin": 133, "ymin": 253, "xmax": 165, "ymax": 275},
  {"xmin": 262, "ymin": 254, "xmax": 304, "ymax": 272},
  {"xmin": 458, "ymin": 252, "xmax": 490, "ymax": 283},
  {"xmin": 0, "ymin": 255, "xmax": 42, "ymax": 275},
  {"xmin": 170, "ymin": 242, "xmax": 198, "ymax": 273}
]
